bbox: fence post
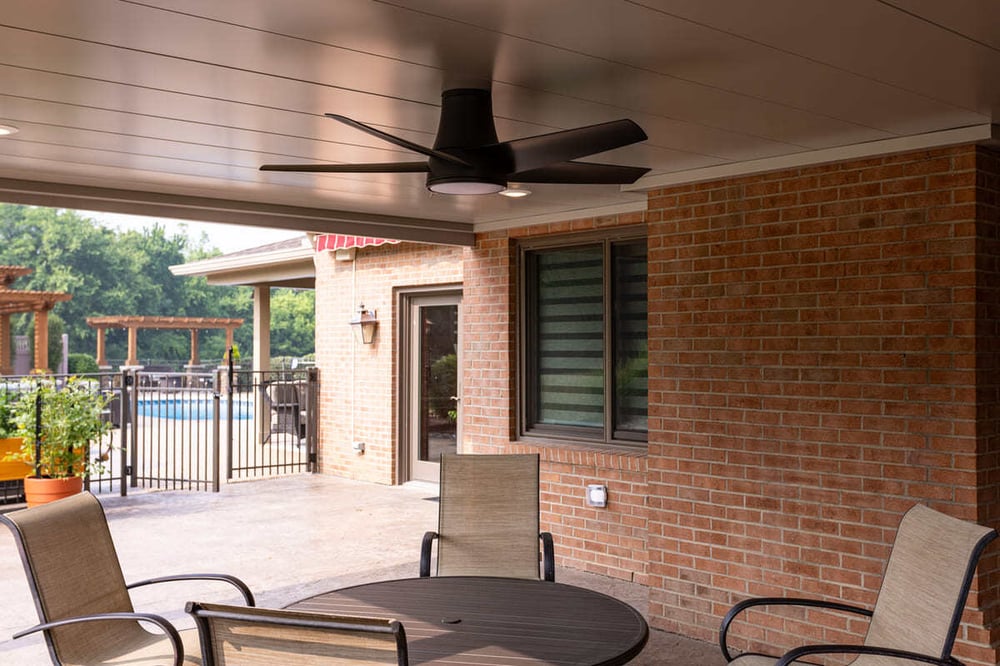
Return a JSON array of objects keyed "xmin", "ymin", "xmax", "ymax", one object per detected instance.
[
  {"xmin": 225, "ymin": 357, "xmax": 235, "ymax": 484},
  {"xmin": 307, "ymin": 367, "xmax": 318, "ymax": 472},
  {"xmin": 127, "ymin": 370, "xmax": 139, "ymax": 490},
  {"xmin": 32, "ymin": 382, "xmax": 41, "ymax": 478},
  {"xmin": 212, "ymin": 368, "xmax": 222, "ymax": 492},
  {"xmin": 118, "ymin": 369, "xmax": 129, "ymax": 496}
]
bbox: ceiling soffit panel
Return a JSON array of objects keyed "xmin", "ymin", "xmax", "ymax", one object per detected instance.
[{"xmin": 0, "ymin": 0, "xmax": 996, "ymax": 237}]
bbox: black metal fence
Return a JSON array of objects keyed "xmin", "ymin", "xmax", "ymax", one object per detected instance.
[{"xmin": 0, "ymin": 368, "xmax": 317, "ymax": 502}]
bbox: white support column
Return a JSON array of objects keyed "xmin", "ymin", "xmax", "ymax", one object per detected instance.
[
  {"xmin": 253, "ymin": 285, "xmax": 271, "ymax": 372},
  {"xmin": 253, "ymin": 285, "xmax": 272, "ymax": 447}
]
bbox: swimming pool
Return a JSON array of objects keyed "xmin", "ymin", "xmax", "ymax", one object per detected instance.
[{"xmin": 135, "ymin": 396, "xmax": 253, "ymax": 420}]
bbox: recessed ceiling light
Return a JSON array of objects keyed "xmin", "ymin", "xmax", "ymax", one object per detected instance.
[
  {"xmin": 0, "ymin": 124, "xmax": 19, "ymax": 136},
  {"xmin": 499, "ymin": 187, "xmax": 531, "ymax": 198}
]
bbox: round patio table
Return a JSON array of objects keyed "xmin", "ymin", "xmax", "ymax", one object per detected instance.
[{"xmin": 288, "ymin": 575, "xmax": 649, "ymax": 665}]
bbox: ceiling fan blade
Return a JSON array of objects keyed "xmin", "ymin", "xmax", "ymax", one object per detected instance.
[
  {"xmin": 325, "ymin": 114, "xmax": 471, "ymax": 168},
  {"xmin": 511, "ymin": 161, "xmax": 650, "ymax": 184},
  {"xmin": 504, "ymin": 119, "xmax": 647, "ymax": 174},
  {"xmin": 260, "ymin": 162, "xmax": 430, "ymax": 173}
]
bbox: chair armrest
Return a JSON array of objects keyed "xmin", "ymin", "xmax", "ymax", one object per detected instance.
[
  {"xmin": 719, "ymin": 597, "xmax": 872, "ymax": 662},
  {"xmin": 420, "ymin": 532, "xmax": 438, "ymax": 577},
  {"xmin": 776, "ymin": 644, "xmax": 962, "ymax": 666},
  {"xmin": 539, "ymin": 532, "xmax": 555, "ymax": 581},
  {"xmin": 128, "ymin": 573, "xmax": 256, "ymax": 606},
  {"xmin": 13, "ymin": 612, "xmax": 184, "ymax": 666}
]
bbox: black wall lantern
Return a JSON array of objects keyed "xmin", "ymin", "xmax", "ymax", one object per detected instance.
[{"xmin": 350, "ymin": 305, "xmax": 379, "ymax": 345}]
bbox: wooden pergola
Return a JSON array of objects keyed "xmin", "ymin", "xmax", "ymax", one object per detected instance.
[
  {"xmin": 0, "ymin": 266, "xmax": 72, "ymax": 374},
  {"xmin": 86, "ymin": 315, "xmax": 244, "ymax": 368}
]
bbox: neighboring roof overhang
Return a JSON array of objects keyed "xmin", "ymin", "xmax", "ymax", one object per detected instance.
[
  {"xmin": 171, "ymin": 234, "xmax": 407, "ymax": 288},
  {"xmin": 170, "ymin": 235, "xmax": 316, "ymax": 288}
]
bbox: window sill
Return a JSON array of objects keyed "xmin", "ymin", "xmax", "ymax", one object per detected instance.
[{"xmin": 516, "ymin": 433, "xmax": 647, "ymax": 458}]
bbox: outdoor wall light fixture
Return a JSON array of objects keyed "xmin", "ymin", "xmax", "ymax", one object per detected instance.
[
  {"xmin": 350, "ymin": 305, "xmax": 379, "ymax": 344},
  {"xmin": 0, "ymin": 124, "xmax": 19, "ymax": 136},
  {"xmin": 585, "ymin": 484, "xmax": 608, "ymax": 508}
]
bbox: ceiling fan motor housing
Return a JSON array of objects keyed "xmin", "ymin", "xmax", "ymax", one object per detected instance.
[
  {"xmin": 426, "ymin": 89, "xmax": 510, "ymax": 194},
  {"xmin": 260, "ymin": 86, "xmax": 649, "ymax": 193}
]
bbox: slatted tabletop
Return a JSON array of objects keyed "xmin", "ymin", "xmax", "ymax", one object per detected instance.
[{"xmin": 288, "ymin": 576, "xmax": 649, "ymax": 665}]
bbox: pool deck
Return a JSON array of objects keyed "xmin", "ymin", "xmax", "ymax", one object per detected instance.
[{"xmin": 0, "ymin": 474, "xmax": 724, "ymax": 665}]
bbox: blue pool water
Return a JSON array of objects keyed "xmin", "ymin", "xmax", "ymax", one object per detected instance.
[{"xmin": 136, "ymin": 397, "xmax": 252, "ymax": 420}]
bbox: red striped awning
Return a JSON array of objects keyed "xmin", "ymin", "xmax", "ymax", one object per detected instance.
[{"xmin": 315, "ymin": 235, "xmax": 398, "ymax": 252}]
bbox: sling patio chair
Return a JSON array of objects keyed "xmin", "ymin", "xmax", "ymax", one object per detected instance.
[
  {"xmin": 0, "ymin": 492, "xmax": 256, "ymax": 666},
  {"xmin": 719, "ymin": 503, "xmax": 997, "ymax": 666},
  {"xmin": 263, "ymin": 380, "xmax": 306, "ymax": 444},
  {"xmin": 186, "ymin": 602, "xmax": 408, "ymax": 665},
  {"xmin": 420, "ymin": 452, "xmax": 555, "ymax": 581}
]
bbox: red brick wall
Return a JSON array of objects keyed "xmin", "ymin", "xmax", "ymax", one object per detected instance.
[
  {"xmin": 974, "ymin": 147, "xmax": 1000, "ymax": 661},
  {"xmin": 464, "ymin": 217, "xmax": 652, "ymax": 583},
  {"xmin": 312, "ymin": 143, "xmax": 1000, "ymax": 663},
  {"xmin": 314, "ymin": 242, "xmax": 463, "ymax": 484},
  {"xmin": 645, "ymin": 144, "xmax": 999, "ymax": 664}
]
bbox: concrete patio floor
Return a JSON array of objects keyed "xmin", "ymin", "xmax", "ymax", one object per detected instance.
[{"xmin": 0, "ymin": 474, "xmax": 724, "ymax": 665}]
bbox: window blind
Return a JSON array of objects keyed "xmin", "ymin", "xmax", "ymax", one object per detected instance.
[{"xmin": 535, "ymin": 246, "xmax": 604, "ymax": 428}]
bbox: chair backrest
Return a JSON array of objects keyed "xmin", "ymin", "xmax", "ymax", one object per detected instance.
[
  {"xmin": 0, "ymin": 491, "xmax": 152, "ymax": 664},
  {"xmin": 187, "ymin": 602, "xmax": 408, "ymax": 665},
  {"xmin": 267, "ymin": 382, "xmax": 300, "ymax": 407},
  {"xmin": 864, "ymin": 503, "xmax": 997, "ymax": 661},
  {"xmin": 435, "ymin": 453, "xmax": 543, "ymax": 579}
]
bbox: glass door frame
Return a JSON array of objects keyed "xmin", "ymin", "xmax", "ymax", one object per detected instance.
[{"xmin": 396, "ymin": 285, "xmax": 463, "ymax": 484}]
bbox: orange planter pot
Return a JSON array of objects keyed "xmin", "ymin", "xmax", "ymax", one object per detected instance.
[{"xmin": 23, "ymin": 475, "xmax": 84, "ymax": 508}]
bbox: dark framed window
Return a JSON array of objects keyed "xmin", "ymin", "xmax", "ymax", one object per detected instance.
[{"xmin": 520, "ymin": 231, "xmax": 647, "ymax": 446}]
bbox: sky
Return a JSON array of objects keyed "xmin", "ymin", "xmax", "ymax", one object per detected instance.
[{"xmin": 84, "ymin": 211, "xmax": 303, "ymax": 254}]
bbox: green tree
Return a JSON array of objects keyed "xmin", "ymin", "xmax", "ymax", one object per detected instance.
[
  {"xmin": 270, "ymin": 289, "xmax": 316, "ymax": 357},
  {"xmin": 0, "ymin": 204, "xmax": 314, "ymax": 368}
]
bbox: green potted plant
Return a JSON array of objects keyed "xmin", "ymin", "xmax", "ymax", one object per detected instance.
[{"xmin": 4, "ymin": 377, "xmax": 113, "ymax": 506}]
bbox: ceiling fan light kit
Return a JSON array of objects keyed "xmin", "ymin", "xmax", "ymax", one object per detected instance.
[
  {"xmin": 260, "ymin": 88, "xmax": 650, "ymax": 195},
  {"xmin": 429, "ymin": 180, "xmax": 506, "ymax": 195}
]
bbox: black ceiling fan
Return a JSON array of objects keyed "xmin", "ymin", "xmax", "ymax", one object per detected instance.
[{"xmin": 260, "ymin": 88, "xmax": 650, "ymax": 195}]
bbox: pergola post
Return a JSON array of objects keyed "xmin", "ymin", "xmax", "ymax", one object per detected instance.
[
  {"xmin": 95, "ymin": 327, "xmax": 107, "ymax": 367},
  {"xmin": 126, "ymin": 325, "xmax": 139, "ymax": 366},
  {"xmin": 225, "ymin": 327, "xmax": 235, "ymax": 356},
  {"xmin": 189, "ymin": 329, "xmax": 200, "ymax": 366},
  {"xmin": 33, "ymin": 309, "xmax": 49, "ymax": 372}
]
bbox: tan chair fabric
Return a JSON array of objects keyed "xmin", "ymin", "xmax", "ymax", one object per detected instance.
[
  {"xmin": 435, "ymin": 453, "xmax": 543, "ymax": 579},
  {"xmin": 187, "ymin": 603, "xmax": 406, "ymax": 665},
  {"xmin": 727, "ymin": 503, "xmax": 996, "ymax": 666},
  {"xmin": 1, "ymin": 492, "xmax": 204, "ymax": 665},
  {"xmin": 860, "ymin": 503, "xmax": 995, "ymax": 665}
]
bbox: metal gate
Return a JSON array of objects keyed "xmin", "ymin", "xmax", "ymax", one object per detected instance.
[{"xmin": 86, "ymin": 368, "xmax": 316, "ymax": 494}]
